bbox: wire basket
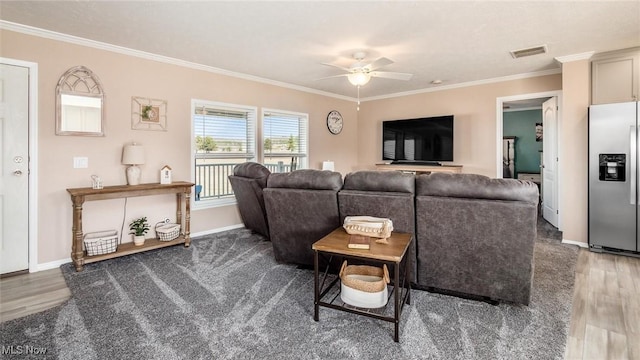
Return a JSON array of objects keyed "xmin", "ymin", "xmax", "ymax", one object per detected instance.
[
  {"xmin": 84, "ymin": 230, "xmax": 118, "ymax": 256},
  {"xmin": 156, "ymin": 223, "xmax": 181, "ymax": 241}
]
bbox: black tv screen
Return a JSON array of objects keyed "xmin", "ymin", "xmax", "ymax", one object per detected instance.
[{"xmin": 382, "ymin": 115, "xmax": 454, "ymax": 163}]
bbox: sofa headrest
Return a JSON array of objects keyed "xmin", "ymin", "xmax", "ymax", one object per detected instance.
[
  {"xmin": 416, "ymin": 172, "xmax": 539, "ymax": 204},
  {"xmin": 343, "ymin": 171, "xmax": 415, "ymax": 194},
  {"xmin": 233, "ymin": 162, "xmax": 271, "ymax": 188},
  {"xmin": 267, "ymin": 169, "xmax": 343, "ymax": 191}
]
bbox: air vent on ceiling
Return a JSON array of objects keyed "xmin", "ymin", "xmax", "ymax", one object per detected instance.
[{"xmin": 510, "ymin": 45, "xmax": 548, "ymax": 59}]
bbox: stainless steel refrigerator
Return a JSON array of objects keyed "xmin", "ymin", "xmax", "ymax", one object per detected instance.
[{"xmin": 589, "ymin": 101, "xmax": 640, "ymax": 256}]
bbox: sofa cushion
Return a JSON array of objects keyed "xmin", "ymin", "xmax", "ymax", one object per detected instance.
[
  {"xmin": 343, "ymin": 170, "xmax": 415, "ymax": 194},
  {"xmin": 267, "ymin": 169, "xmax": 343, "ymax": 191},
  {"xmin": 416, "ymin": 172, "xmax": 538, "ymax": 204}
]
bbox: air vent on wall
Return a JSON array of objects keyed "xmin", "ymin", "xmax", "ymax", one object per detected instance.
[{"xmin": 510, "ymin": 45, "xmax": 548, "ymax": 59}]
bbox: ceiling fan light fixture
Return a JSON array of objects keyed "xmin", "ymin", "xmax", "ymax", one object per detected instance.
[{"xmin": 347, "ymin": 72, "xmax": 371, "ymax": 86}]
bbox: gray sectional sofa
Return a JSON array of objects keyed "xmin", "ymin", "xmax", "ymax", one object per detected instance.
[
  {"xmin": 415, "ymin": 172, "xmax": 539, "ymax": 305},
  {"xmin": 229, "ymin": 163, "xmax": 539, "ymax": 305}
]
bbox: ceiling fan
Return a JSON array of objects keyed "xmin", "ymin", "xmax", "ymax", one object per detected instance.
[{"xmin": 320, "ymin": 51, "xmax": 413, "ymax": 86}]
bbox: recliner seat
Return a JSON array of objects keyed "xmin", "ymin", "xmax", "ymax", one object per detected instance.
[
  {"xmin": 264, "ymin": 169, "xmax": 343, "ymax": 266},
  {"xmin": 228, "ymin": 162, "xmax": 271, "ymax": 239}
]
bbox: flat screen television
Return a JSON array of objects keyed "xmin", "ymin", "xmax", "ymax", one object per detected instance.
[{"xmin": 382, "ymin": 115, "xmax": 454, "ymax": 164}]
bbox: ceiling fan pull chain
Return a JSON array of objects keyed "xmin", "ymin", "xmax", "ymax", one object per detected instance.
[{"xmin": 357, "ymin": 85, "xmax": 361, "ymax": 111}]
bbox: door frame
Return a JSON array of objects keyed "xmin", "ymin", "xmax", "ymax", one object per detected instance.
[
  {"xmin": 1, "ymin": 57, "xmax": 39, "ymax": 272},
  {"xmin": 496, "ymin": 90, "xmax": 562, "ymax": 230}
]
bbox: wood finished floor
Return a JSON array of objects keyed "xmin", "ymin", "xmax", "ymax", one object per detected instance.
[
  {"xmin": 1, "ymin": 248, "xmax": 639, "ymax": 359},
  {"xmin": 566, "ymin": 249, "xmax": 640, "ymax": 360},
  {"xmin": 0, "ymin": 268, "xmax": 70, "ymax": 323}
]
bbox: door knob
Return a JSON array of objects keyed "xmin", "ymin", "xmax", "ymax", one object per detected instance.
[{"xmin": 13, "ymin": 169, "xmax": 23, "ymax": 176}]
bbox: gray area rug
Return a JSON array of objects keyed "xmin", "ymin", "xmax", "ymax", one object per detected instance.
[{"xmin": 1, "ymin": 228, "xmax": 577, "ymax": 359}]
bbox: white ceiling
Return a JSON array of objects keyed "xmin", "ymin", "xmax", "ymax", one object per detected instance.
[{"xmin": 1, "ymin": 1, "xmax": 639, "ymax": 100}]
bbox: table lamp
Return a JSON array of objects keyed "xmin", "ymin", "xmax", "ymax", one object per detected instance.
[
  {"xmin": 122, "ymin": 143, "xmax": 145, "ymax": 185},
  {"xmin": 322, "ymin": 161, "xmax": 335, "ymax": 171}
]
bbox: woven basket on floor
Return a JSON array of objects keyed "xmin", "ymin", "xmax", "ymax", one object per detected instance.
[{"xmin": 340, "ymin": 260, "xmax": 390, "ymax": 308}]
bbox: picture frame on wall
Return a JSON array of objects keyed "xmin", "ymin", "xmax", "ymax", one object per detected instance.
[
  {"xmin": 535, "ymin": 123, "xmax": 543, "ymax": 142},
  {"xmin": 131, "ymin": 96, "xmax": 167, "ymax": 131}
]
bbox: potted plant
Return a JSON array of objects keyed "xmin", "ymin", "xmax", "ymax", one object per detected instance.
[{"xmin": 129, "ymin": 216, "xmax": 149, "ymax": 246}]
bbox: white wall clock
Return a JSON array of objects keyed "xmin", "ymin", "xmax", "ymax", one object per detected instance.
[{"xmin": 327, "ymin": 110, "xmax": 343, "ymax": 135}]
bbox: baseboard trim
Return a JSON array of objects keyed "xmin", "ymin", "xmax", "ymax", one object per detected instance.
[
  {"xmin": 34, "ymin": 258, "xmax": 71, "ymax": 272},
  {"xmin": 31, "ymin": 224, "xmax": 247, "ymax": 273},
  {"xmin": 190, "ymin": 224, "xmax": 246, "ymax": 238},
  {"xmin": 561, "ymin": 239, "xmax": 588, "ymax": 248}
]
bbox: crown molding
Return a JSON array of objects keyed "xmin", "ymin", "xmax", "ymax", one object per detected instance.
[
  {"xmin": 361, "ymin": 68, "xmax": 562, "ymax": 102},
  {"xmin": 0, "ymin": 20, "xmax": 354, "ymax": 102},
  {"xmin": 555, "ymin": 51, "xmax": 595, "ymax": 63},
  {"xmin": 1, "ymin": 20, "xmax": 572, "ymax": 105}
]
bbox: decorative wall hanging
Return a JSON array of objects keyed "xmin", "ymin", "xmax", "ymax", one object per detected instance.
[
  {"xmin": 56, "ymin": 66, "xmax": 105, "ymax": 136},
  {"xmin": 131, "ymin": 96, "xmax": 167, "ymax": 131}
]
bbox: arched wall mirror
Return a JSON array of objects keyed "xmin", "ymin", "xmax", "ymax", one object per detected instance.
[{"xmin": 56, "ymin": 66, "xmax": 105, "ymax": 136}]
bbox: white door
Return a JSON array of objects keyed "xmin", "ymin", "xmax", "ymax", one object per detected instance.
[
  {"xmin": 0, "ymin": 63, "xmax": 30, "ymax": 274},
  {"xmin": 542, "ymin": 97, "xmax": 559, "ymax": 227}
]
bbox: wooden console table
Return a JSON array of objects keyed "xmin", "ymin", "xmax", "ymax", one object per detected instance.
[
  {"xmin": 67, "ymin": 181, "xmax": 194, "ymax": 271},
  {"xmin": 375, "ymin": 163, "xmax": 463, "ymax": 174}
]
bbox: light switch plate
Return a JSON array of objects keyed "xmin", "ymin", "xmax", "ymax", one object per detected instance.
[{"xmin": 73, "ymin": 157, "xmax": 88, "ymax": 168}]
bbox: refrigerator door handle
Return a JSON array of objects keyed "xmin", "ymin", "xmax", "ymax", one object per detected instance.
[{"xmin": 631, "ymin": 125, "xmax": 637, "ymax": 205}]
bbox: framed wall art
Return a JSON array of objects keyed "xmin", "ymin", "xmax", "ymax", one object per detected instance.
[
  {"xmin": 131, "ymin": 96, "xmax": 167, "ymax": 131},
  {"xmin": 535, "ymin": 122, "xmax": 543, "ymax": 142}
]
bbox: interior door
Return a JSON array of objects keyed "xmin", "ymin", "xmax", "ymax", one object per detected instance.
[
  {"xmin": 542, "ymin": 97, "xmax": 559, "ymax": 227},
  {"xmin": 0, "ymin": 63, "xmax": 30, "ymax": 274}
]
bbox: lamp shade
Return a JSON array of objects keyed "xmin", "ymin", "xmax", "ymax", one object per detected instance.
[
  {"xmin": 122, "ymin": 143, "xmax": 145, "ymax": 165},
  {"xmin": 322, "ymin": 161, "xmax": 335, "ymax": 171}
]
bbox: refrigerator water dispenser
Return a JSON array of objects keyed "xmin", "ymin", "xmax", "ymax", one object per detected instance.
[{"xmin": 599, "ymin": 154, "xmax": 626, "ymax": 181}]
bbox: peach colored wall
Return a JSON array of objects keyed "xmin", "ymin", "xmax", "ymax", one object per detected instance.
[
  {"xmin": 558, "ymin": 59, "xmax": 590, "ymax": 244},
  {"xmin": 0, "ymin": 30, "xmax": 358, "ymax": 265},
  {"xmin": 358, "ymin": 74, "xmax": 563, "ymax": 176}
]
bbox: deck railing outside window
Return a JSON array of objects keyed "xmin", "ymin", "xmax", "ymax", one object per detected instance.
[{"xmin": 194, "ymin": 157, "xmax": 300, "ymax": 200}]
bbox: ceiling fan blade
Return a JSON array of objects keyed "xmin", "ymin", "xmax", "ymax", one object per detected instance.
[
  {"xmin": 321, "ymin": 62, "xmax": 352, "ymax": 72},
  {"xmin": 316, "ymin": 74, "xmax": 349, "ymax": 81},
  {"xmin": 370, "ymin": 71, "xmax": 413, "ymax": 81},
  {"xmin": 365, "ymin": 57, "xmax": 394, "ymax": 71}
]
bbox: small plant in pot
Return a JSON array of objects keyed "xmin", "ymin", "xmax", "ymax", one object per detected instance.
[{"xmin": 129, "ymin": 216, "xmax": 149, "ymax": 246}]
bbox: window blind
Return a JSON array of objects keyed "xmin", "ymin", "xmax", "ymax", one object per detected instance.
[
  {"xmin": 263, "ymin": 111, "xmax": 308, "ymax": 158},
  {"xmin": 194, "ymin": 103, "xmax": 256, "ymax": 159}
]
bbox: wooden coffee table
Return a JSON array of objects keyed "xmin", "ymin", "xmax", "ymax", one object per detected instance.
[{"xmin": 312, "ymin": 227, "xmax": 412, "ymax": 342}]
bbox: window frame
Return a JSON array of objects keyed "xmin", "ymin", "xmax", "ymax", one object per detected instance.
[
  {"xmin": 191, "ymin": 99, "xmax": 257, "ymax": 210},
  {"xmin": 261, "ymin": 108, "xmax": 309, "ymax": 172}
]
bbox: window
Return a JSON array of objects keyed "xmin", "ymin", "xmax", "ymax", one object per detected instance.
[
  {"xmin": 192, "ymin": 100, "xmax": 256, "ymax": 206},
  {"xmin": 262, "ymin": 109, "xmax": 308, "ymax": 173}
]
